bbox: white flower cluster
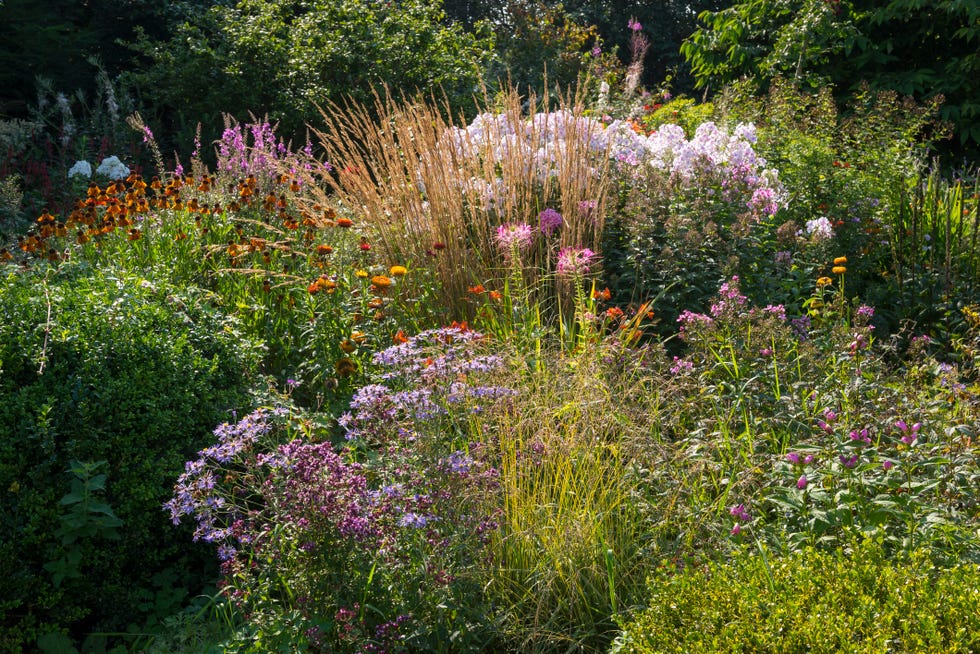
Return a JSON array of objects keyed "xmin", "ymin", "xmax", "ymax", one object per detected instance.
[
  {"xmin": 443, "ymin": 111, "xmax": 785, "ymax": 216},
  {"xmin": 805, "ymin": 216, "xmax": 835, "ymax": 242},
  {"xmin": 67, "ymin": 160, "xmax": 93, "ymax": 179},
  {"xmin": 95, "ymin": 155, "xmax": 131, "ymax": 181}
]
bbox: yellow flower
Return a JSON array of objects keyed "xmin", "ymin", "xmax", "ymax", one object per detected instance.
[
  {"xmin": 355, "ymin": 269, "xmax": 369, "ymax": 278},
  {"xmin": 817, "ymin": 276, "xmax": 833, "ymax": 287},
  {"xmin": 832, "ymin": 265, "xmax": 847, "ymax": 275},
  {"xmin": 370, "ymin": 275, "xmax": 393, "ymax": 288},
  {"xmin": 390, "ymin": 265, "xmax": 407, "ymax": 276},
  {"xmin": 833, "ymin": 256, "xmax": 847, "ymax": 265}
]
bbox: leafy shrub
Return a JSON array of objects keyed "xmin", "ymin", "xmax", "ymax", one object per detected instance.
[
  {"xmin": 0, "ymin": 260, "xmax": 262, "ymax": 650},
  {"xmin": 125, "ymin": 0, "xmax": 494, "ymax": 151},
  {"xmin": 613, "ymin": 539, "xmax": 980, "ymax": 653}
]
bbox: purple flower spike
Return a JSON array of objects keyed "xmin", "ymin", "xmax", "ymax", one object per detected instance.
[
  {"xmin": 785, "ymin": 452, "xmax": 801, "ymax": 465},
  {"xmin": 797, "ymin": 474, "xmax": 808, "ymax": 490},
  {"xmin": 731, "ymin": 523, "xmax": 742, "ymax": 536}
]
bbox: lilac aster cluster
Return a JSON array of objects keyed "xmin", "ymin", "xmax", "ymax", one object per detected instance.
[
  {"xmin": 338, "ymin": 326, "xmax": 515, "ymax": 442},
  {"xmin": 164, "ymin": 407, "xmax": 287, "ymax": 542},
  {"xmin": 805, "ymin": 217, "xmax": 834, "ymax": 242}
]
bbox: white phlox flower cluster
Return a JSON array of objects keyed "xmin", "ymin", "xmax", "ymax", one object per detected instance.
[
  {"xmin": 95, "ymin": 155, "xmax": 131, "ymax": 181},
  {"xmin": 67, "ymin": 160, "xmax": 93, "ymax": 179}
]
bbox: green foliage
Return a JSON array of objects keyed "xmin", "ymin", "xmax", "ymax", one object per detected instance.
[
  {"xmin": 0, "ymin": 261, "xmax": 261, "ymax": 650},
  {"xmin": 43, "ymin": 460, "xmax": 123, "ymax": 589},
  {"xmin": 614, "ymin": 539, "xmax": 980, "ymax": 653},
  {"xmin": 124, "ymin": 0, "xmax": 494, "ymax": 150},
  {"xmin": 681, "ymin": 0, "xmax": 980, "ymax": 156},
  {"xmin": 715, "ymin": 79, "xmax": 972, "ymax": 341},
  {"xmin": 484, "ymin": 1, "xmax": 620, "ymax": 97}
]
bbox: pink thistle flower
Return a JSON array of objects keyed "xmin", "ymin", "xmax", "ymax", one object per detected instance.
[{"xmin": 537, "ymin": 208, "xmax": 563, "ymax": 236}]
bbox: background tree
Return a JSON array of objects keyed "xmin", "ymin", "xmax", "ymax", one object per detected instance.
[
  {"xmin": 124, "ymin": 0, "xmax": 494, "ymax": 153},
  {"xmin": 681, "ymin": 0, "xmax": 980, "ymax": 157}
]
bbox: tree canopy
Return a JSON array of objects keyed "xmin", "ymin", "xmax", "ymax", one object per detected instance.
[{"xmin": 681, "ymin": 0, "xmax": 980, "ymax": 153}]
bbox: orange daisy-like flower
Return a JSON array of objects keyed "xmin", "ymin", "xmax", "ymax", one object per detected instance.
[
  {"xmin": 371, "ymin": 275, "xmax": 392, "ymax": 288},
  {"xmin": 316, "ymin": 244, "xmax": 333, "ymax": 256},
  {"xmin": 606, "ymin": 306, "xmax": 625, "ymax": 320},
  {"xmin": 833, "ymin": 256, "xmax": 847, "ymax": 265},
  {"xmin": 390, "ymin": 265, "xmax": 407, "ymax": 276},
  {"xmin": 489, "ymin": 290, "xmax": 502, "ymax": 301},
  {"xmin": 468, "ymin": 284, "xmax": 485, "ymax": 294},
  {"xmin": 127, "ymin": 229, "xmax": 142, "ymax": 241},
  {"xmin": 367, "ymin": 297, "xmax": 384, "ymax": 309},
  {"xmin": 592, "ymin": 287, "xmax": 611, "ymax": 301},
  {"xmin": 832, "ymin": 266, "xmax": 846, "ymax": 275},
  {"xmin": 335, "ymin": 358, "xmax": 357, "ymax": 377},
  {"xmin": 336, "ymin": 217, "xmax": 353, "ymax": 228},
  {"xmin": 340, "ymin": 339, "xmax": 357, "ymax": 354},
  {"xmin": 817, "ymin": 276, "xmax": 833, "ymax": 287},
  {"xmin": 393, "ymin": 330, "xmax": 409, "ymax": 344}
]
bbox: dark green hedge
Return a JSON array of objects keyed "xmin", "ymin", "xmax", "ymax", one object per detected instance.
[{"xmin": 0, "ymin": 261, "xmax": 262, "ymax": 651}]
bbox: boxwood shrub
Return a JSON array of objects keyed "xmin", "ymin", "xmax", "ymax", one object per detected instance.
[
  {"xmin": 0, "ymin": 261, "xmax": 263, "ymax": 650},
  {"xmin": 614, "ymin": 539, "xmax": 980, "ymax": 653}
]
